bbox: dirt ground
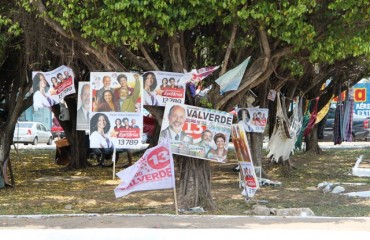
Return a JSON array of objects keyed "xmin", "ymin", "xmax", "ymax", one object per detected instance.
[{"xmin": 1, "ymin": 147, "xmax": 370, "ymax": 217}]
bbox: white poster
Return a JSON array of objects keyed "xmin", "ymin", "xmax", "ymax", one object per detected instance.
[
  {"xmin": 89, "ymin": 72, "xmax": 143, "ymax": 149},
  {"xmin": 237, "ymin": 108, "xmax": 268, "ymax": 133},
  {"xmin": 76, "ymin": 82, "xmax": 90, "ymax": 131},
  {"xmin": 32, "ymin": 65, "xmax": 75, "ymax": 108},
  {"xmin": 142, "ymin": 71, "xmax": 186, "ymax": 106},
  {"xmin": 159, "ymin": 102, "xmax": 233, "ymax": 163},
  {"xmin": 89, "ymin": 112, "xmax": 142, "ymax": 149}
]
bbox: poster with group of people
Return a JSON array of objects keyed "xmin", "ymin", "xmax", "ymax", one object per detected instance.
[
  {"xmin": 32, "ymin": 65, "xmax": 75, "ymax": 109},
  {"xmin": 237, "ymin": 108, "xmax": 268, "ymax": 133},
  {"xmin": 159, "ymin": 102, "xmax": 233, "ymax": 163},
  {"xmin": 88, "ymin": 72, "xmax": 143, "ymax": 149},
  {"xmin": 143, "ymin": 71, "xmax": 186, "ymax": 106}
]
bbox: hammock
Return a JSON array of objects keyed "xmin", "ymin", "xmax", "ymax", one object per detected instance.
[
  {"xmin": 295, "ymin": 100, "xmax": 311, "ymax": 150},
  {"xmin": 267, "ymin": 94, "xmax": 299, "ymax": 162}
]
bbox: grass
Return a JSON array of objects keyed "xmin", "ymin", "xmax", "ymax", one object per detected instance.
[{"xmin": 1, "ymin": 147, "xmax": 370, "ymax": 216}]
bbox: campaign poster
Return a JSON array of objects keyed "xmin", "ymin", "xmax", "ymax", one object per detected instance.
[
  {"xmin": 89, "ymin": 72, "xmax": 143, "ymax": 149},
  {"xmin": 76, "ymin": 82, "xmax": 90, "ymax": 131},
  {"xmin": 32, "ymin": 65, "xmax": 75, "ymax": 109},
  {"xmin": 237, "ymin": 108, "xmax": 268, "ymax": 133},
  {"xmin": 142, "ymin": 71, "xmax": 185, "ymax": 107},
  {"xmin": 231, "ymin": 123, "xmax": 259, "ymax": 198},
  {"xmin": 158, "ymin": 102, "xmax": 233, "ymax": 163},
  {"xmin": 89, "ymin": 112, "xmax": 142, "ymax": 149},
  {"xmin": 90, "ymin": 72, "xmax": 142, "ymax": 113}
]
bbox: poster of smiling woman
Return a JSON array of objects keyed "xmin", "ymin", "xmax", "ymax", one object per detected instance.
[
  {"xmin": 89, "ymin": 112, "xmax": 142, "ymax": 149},
  {"xmin": 142, "ymin": 71, "xmax": 186, "ymax": 107},
  {"xmin": 159, "ymin": 102, "xmax": 233, "ymax": 163},
  {"xmin": 32, "ymin": 65, "xmax": 75, "ymax": 109}
]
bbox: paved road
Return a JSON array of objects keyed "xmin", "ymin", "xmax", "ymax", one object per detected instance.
[{"xmin": 1, "ymin": 214, "xmax": 370, "ymax": 239}]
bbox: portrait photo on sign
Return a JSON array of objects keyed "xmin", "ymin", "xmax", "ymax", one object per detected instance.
[
  {"xmin": 90, "ymin": 72, "xmax": 142, "ymax": 113},
  {"xmin": 158, "ymin": 102, "xmax": 233, "ymax": 163},
  {"xmin": 76, "ymin": 82, "xmax": 91, "ymax": 131},
  {"xmin": 237, "ymin": 108, "xmax": 268, "ymax": 133},
  {"xmin": 142, "ymin": 71, "xmax": 186, "ymax": 106},
  {"xmin": 32, "ymin": 65, "xmax": 75, "ymax": 109},
  {"xmin": 89, "ymin": 112, "xmax": 142, "ymax": 149}
]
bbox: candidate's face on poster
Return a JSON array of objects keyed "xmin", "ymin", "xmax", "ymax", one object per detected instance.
[
  {"xmin": 144, "ymin": 73, "xmax": 154, "ymax": 88},
  {"xmin": 119, "ymin": 77, "xmax": 128, "ymax": 87},
  {"xmin": 81, "ymin": 84, "xmax": 90, "ymax": 110},
  {"xmin": 168, "ymin": 106, "xmax": 186, "ymax": 133},
  {"xmin": 97, "ymin": 115, "xmax": 107, "ymax": 129},
  {"xmin": 215, "ymin": 136, "xmax": 226, "ymax": 149},
  {"xmin": 103, "ymin": 91, "xmax": 113, "ymax": 102},
  {"xmin": 242, "ymin": 110, "xmax": 248, "ymax": 121},
  {"xmin": 40, "ymin": 77, "xmax": 47, "ymax": 88},
  {"xmin": 103, "ymin": 76, "xmax": 111, "ymax": 87},
  {"xmin": 202, "ymin": 131, "xmax": 212, "ymax": 146}
]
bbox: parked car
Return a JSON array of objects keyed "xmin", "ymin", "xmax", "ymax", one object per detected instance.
[
  {"xmin": 51, "ymin": 117, "xmax": 64, "ymax": 139},
  {"xmin": 321, "ymin": 108, "xmax": 370, "ymax": 141},
  {"xmin": 13, "ymin": 122, "xmax": 53, "ymax": 145},
  {"xmin": 51, "ymin": 125, "xmax": 65, "ymax": 139}
]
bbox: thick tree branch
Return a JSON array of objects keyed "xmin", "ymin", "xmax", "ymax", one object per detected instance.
[
  {"xmin": 168, "ymin": 35, "xmax": 184, "ymax": 72},
  {"xmin": 215, "ymin": 27, "xmax": 272, "ymax": 109},
  {"xmin": 138, "ymin": 43, "xmax": 160, "ymax": 71},
  {"xmin": 219, "ymin": 23, "xmax": 238, "ymax": 76}
]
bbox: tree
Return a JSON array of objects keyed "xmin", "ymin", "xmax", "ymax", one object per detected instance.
[
  {"xmin": 8, "ymin": 0, "xmax": 369, "ymax": 208},
  {"xmin": 0, "ymin": 2, "xmax": 34, "ymax": 187}
]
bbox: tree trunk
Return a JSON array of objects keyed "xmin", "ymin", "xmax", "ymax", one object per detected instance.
[
  {"xmin": 51, "ymin": 95, "xmax": 89, "ymax": 169},
  {"xmin": 249, "ymin": 133, "xmax": 263, "ymax": 167},
  {"xmin": 177, "ymin": 156, "xmax": 217, "ymax": 211},
  {"xmin": 0, "ymin": 130, "xmax": 15, "ymax": 188},
  {"xmin": 305, "ymin": 125, "xmax": 322, "ymax": 154}
]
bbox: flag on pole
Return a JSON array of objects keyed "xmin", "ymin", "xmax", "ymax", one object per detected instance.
[
  {"xmin": 114, "ymin": 139, "xmax": 175, "ymax": 198},
  {"xmin": 215, "ymin": 57, "xmax": 250, "ymax": 95}
]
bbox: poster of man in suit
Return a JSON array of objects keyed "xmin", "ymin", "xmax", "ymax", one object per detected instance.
[{"xmin": 159, "ymin": 102, "xmax": 232, "ymax": 163}]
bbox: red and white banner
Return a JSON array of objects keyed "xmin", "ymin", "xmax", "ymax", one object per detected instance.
[{"xmin": 114, "ymin": 140, "xmax": 175, "ymax": 198}]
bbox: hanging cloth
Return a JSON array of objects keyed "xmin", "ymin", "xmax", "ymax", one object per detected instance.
[
  {"xmin": 334, "ymin": 83, "xmax": 343, "ymax": 145},
  {"xmin": 342, "ymin": 87, "xmax": 354, "ymax": 141},
  {"xmin": 267, "ymin": 93, "xmax": 295, "ymax": 162},
  {"xmin": 295, "ymin": 100, "xmax": 311, "ymax": 150},
  {"xmin": 315, "ymin": 96, "xmax": 333, "ymax": 124},
  {"xmin": 288, "ymin": 96, "xmax": 303, "ymax": 140},
  {"xmin": 303, "ymin": 97, "xmax": 319, "ymax": 138}
]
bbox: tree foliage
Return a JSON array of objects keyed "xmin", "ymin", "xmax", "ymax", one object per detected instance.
[{"xmin": 0, "ymin": 0, "xmax": 368, "ymax": 205}]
